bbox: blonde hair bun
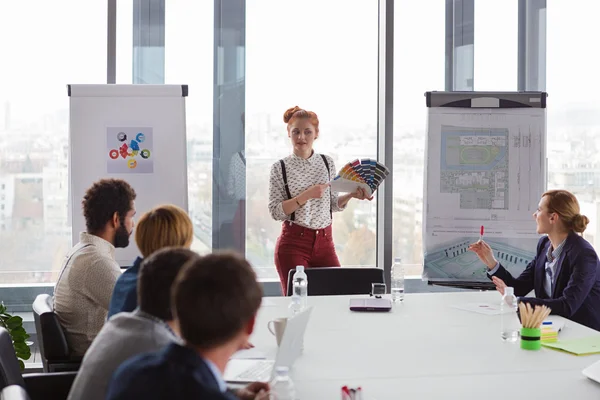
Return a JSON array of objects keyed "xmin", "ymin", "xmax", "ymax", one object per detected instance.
[{"xmin": 572, "ymin": 214, "xmax": 590, "ymax": 233}]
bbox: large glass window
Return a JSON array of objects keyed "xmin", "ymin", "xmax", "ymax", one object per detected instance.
[
  {"xmin": 473, "ymin": 0, "xmax": 518, "ymax": 91},
  {"xmin": 246, "ymin": 0, "xmax": 378, "ymax": 279},
  {"xmin": 547, "ymin": 0, "xmax": 600, "ymax": 248},
  {"xmin": 116, "ymin": 0, "xmax": 133, "ymax": 84},
  {"xmin": 165, "ymin": 0, "xmax": 213, "ymax": 254},
  {"xmin": 393, "ymin": 0, "xmax": 445, "ymax": 276},
  {"xmin": 0, "ymin": 1, "xmax": 106, "ymax": 284}
]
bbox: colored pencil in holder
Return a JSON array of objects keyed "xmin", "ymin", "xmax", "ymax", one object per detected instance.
[
  {"xmin": 520, "ymin": 327, "xmax": 542, "ymax": 350},
  {"xmin": 518, "ymin": 302, "xmax": 552, "ymax": 351}
]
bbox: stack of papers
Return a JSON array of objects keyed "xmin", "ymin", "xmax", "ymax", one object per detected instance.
[
  {"xmin": 542, "ymin": 336, "xmax": 600, "ymax": 356},
  {"xmin": 541, "ymin": 327, "xmax": 558, "ymax": 343}
]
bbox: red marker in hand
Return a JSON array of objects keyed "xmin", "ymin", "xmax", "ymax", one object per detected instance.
[{"xmin": 479, "ymin": 225, "xmax": 484, "ymax": 242}]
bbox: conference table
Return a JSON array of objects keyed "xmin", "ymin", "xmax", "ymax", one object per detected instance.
[{"xmin": 246, "ymin": 291, "xmax": 600, "ymax": 399}]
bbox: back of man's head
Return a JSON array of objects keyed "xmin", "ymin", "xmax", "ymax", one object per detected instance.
[
  {"xmin": 82, "ymin": 178, "xmax": 136, "ymax": 234},
  {"xmin": 138, "ymin": 247, "xmax": 200, "ymax": 321},
  {"xmin": 172, "ymin": 251, "xmax": 263, "ymax": 350}
]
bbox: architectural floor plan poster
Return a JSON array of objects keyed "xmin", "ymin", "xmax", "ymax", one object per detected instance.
[
  {"xmin": 423, "ymin": 107, "xmax": 546, "ymax": 281},
  {"xmin": 106, "ymin": 127, "xmax": 154, "ymax": 173}
]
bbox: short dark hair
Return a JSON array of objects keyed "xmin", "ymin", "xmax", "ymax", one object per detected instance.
[
  {"xmin": 82, "ymin": 179, "xmax": 136, "ymax": 233},
  {"xmin": 138, "ymin": 247, "xmax": 200, "ymax": 320},
  {"xmin": 172, "ymin": 251, "xmax": 263, "ymax": 349}
]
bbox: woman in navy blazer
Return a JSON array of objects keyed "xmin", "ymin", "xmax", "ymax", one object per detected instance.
[
  {"xmin": 107, "ymin": 204, "xmax": 194, "ymax": 319},
  {"xmin": 469, "ymin": 190, "xmax": 600, "ymax": 331}
]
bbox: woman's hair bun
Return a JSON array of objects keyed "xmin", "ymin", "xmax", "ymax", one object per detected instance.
[
  {"xmin": 283, "ymin": 106, "xmax": 302, "ymax": 123},
  {"xmin": 572, "ymin": 214, "xmax": 590, "ymax": 233}
]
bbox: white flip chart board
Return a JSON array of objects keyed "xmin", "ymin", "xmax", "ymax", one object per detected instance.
[
  {"xmin": 68, "ymin": 84, "xmax": 189, "ymax": 266},
  {"xmin": 423, "ymin": 91, "xmax": 547, "ymax": 284}
]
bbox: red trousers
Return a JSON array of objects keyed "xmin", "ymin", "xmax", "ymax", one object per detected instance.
[{"xmin": 274, "ymin": 221, "xmax": 341, "ymax": 295}]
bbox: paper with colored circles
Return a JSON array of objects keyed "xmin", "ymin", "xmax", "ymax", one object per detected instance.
[
  {"xmin": 330, "ymin": 158, "xmax": 389, "ymax": 196},
  {"xmin": 106, "ymin": 127, "xmax": 154, "ymax": 173}
]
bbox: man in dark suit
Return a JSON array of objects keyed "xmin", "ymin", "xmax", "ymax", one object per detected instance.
[
  {"xmin": 105, "ymin": 252, "xmax": 269, "ymax": 399},
  {"xmin": 469, "ymin": 190, "xmax": 600, "ymax": 331}
]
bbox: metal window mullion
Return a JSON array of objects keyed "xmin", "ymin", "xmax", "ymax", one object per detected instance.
[
  {"xmin": 445, "ymin": 0, "xmax": 474, "ymax": 91},
  {"xmin": 132, "ymin": 0, "xmax": 165, "ymax": 84},
  {"xmin": 377, "ymin": 0, "xmax": 394, "ymax": 290},
  {"xmin": 518, "ymin": 0, "xmax": 546, "ymax": 91},
  {"xmin": 107, "ymin": 0, "xmax": 116, "ymax": 84}
]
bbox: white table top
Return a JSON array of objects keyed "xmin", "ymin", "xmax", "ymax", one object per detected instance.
[{"xmin": 249, "ymin": 291, "xmax": 600, "ymax": 399}]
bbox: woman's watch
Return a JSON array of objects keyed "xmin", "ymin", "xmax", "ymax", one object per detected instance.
[{"xmin": 295, "ymin": 197, "xmax": 302, "ymax": 207}]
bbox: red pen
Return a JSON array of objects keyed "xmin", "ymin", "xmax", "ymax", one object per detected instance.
[
  {"xmin": 479, "ymin": 225, "xmax": 484, "ymax": 241},
  {"xmin": 341, "ymin": 386, "xmax": 351, "ymax": 400}
]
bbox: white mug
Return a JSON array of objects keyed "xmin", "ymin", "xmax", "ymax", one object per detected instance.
[{"xmin": 267, "ymin": 317, "xmax": 288, "ymax": 346}]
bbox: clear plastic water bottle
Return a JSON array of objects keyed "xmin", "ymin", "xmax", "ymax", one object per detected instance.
[
  {"xmin": 500, "ymin": 286, "xmax": 520, "ymax": 342},
  {"xmin": 288, "ymin": 293, "xmax": 305, "ymax": 354},
  {"xmin": 391, "ymin": 257, "xmax": 405, "ymax": 302},
  {"xmin": 270, "ymin": 366, "xmax": 296, "ymax": 400},
  {"xmin": 288, "ymin": 293, "xmax": 302, "ymax": 316},
  {"xmin": 292, "ymin": 265, "xmax": 308, "ymax": 310}
]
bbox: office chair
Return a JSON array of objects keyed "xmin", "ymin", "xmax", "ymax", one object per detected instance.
[
  {"xmin": 0, "ymin": 328, "xmax": 76, "ymax": 400},
  {"xmin": 287, "ymin": 267, "xmax": 384, "ymax": 296},
  {"xmin": 0, "ymin": 329, "xmax": 24, "ymax": 391},
  {"xmin": 32, "ymin": 295, "xmax": 81, "ymax": 373}
]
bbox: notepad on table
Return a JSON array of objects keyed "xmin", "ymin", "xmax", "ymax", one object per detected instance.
[
  {"xmin": 452, "ymin": 302, "xmax": 504, "ymax": 315},
  {"xmin": 542, "ymin": 336, "xmax": 600, "ymax": 356},
  {"xmin": 541, "ymin": 327, "xmax": 558, "ymax": 343}
]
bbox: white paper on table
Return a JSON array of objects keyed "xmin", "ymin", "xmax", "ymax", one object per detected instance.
[
  {"xmin": 452, "ymin": 302, "xmax": 507, "ymax": 315},
  {"xmin": 231, "ymin": 348, "xmax": 267, "ymax": 360},
  {"xmin": 582, "ymin": 359, "xmax": 600, "ymax": 384},
  {"xmin": 543, "ymin": 316, "xmax": 566, "ymax": 332}
]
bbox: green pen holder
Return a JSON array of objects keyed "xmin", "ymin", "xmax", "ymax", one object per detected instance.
[{"xmin": 520, "ymin": 327, "xmax": 542, "ymax": 350}]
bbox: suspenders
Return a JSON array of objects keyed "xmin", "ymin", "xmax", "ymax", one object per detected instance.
[
  {"xmin": 280, "ymin": 159, "xmax": 295, "ymax": 221},
  {"xmin": 280, "ymin": 154, "xmax": 332, "ymax": 222}
]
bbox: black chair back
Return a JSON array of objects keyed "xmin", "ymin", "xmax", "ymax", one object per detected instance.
[
  {"xmin": 0, "ymin": 385, "xmax": 30, "ymax": 400},
  {"xmin": 32, "ymin": 295, "xmax": 80, "ymax": 373},
  {"xmin": 22, "ymin": 372, "xmax": 77, "ymax": 400},
  {"xmin": 0, "ymin": 329, "xmax": 25, "ymax": 391},
  {"xmin": 287, "ymin": 267, "xmax": 384, "ymax": 296}
]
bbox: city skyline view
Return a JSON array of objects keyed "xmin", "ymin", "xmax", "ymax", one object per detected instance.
[{"xmin": 1, "ymin": 1, "xmax": 600, "ymax": 284}]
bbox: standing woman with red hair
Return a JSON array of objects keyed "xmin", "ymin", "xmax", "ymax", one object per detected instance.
[{"xmin": 268, "ymin": 106, "xmax": 372, "ymax": 294}]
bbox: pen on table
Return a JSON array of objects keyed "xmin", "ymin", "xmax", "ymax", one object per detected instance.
[
  {"xmin": 356, "ymin": 387, "xmax": 363, "ymax": 400},
  {"xmin": 479, "ymin": 225, "xmax": 484, "ymax": 242},
  {"xmin": 341, "ymin": 386, "xmax": 351, "ymax": 400},
  {"xmin": 350, "ymin": 388, "xmax": 356, "ymax": 400}
]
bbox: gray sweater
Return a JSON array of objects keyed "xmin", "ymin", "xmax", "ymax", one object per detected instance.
[{"xmin": 67, "ymin": 309, "xmax": 178, "ymax": 400}]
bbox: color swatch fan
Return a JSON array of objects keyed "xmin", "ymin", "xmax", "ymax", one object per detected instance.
[{"xmin": 330, "ymin": 158, "xmax": 389, "ymax": 196}]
